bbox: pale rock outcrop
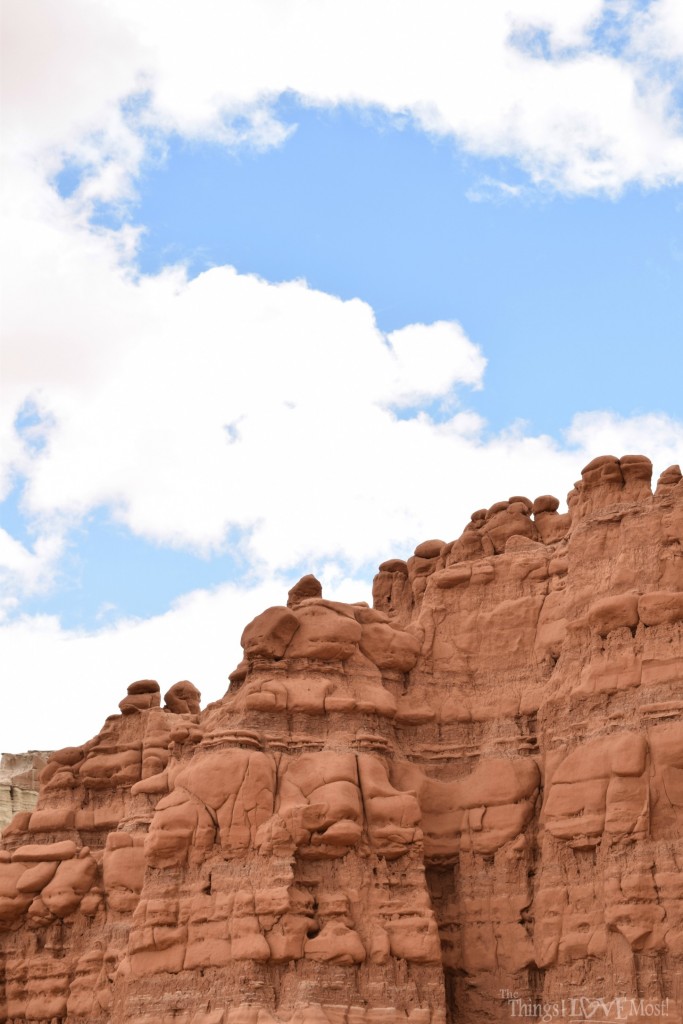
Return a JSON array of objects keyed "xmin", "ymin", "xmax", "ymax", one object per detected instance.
[{"xmin": 0, "ymin": 752, "xmax": 51, "ymax": 833}]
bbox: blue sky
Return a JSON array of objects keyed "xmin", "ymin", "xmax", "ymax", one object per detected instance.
[
  {"xmin": 2, "ymin": 0, "xmax": 683, "ymax": 748},
  {"xmin": 61, "ymin": 98, "xmax": 683, "ymax": 437}
]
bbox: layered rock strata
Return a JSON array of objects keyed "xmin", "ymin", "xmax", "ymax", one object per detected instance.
[{"xmin": 1, "ymin": 454, "xmax": 682, "ymax": 1024}]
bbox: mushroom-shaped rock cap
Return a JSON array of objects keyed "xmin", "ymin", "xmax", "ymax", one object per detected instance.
[
  {"xmin": 581, "ymin": 454, "xmax": 620, "ymax": 476},
  {"xmin": 413, "ymin": 539, "xmax": 444, "ymax": 559},
  {"xmin": 508, "ymin": 495, "xmax": 532, "ymax": 510},
  {"xmin": 119, "ymin": 679, "xmax": 161, "ymax": 714},
  {"xmin": 164, "ymin": 680, "xmax": 201, "ymax": 715},
  {"xmin": 126, "ymin": 679, "xmax": 160, "ymax": 695},
  {"xmin": 287, "ymin": 574, "xmax": 323, "ymax": 608},
  {"xmin": 378, "ymin": 558, "xmax": 409, "ymax": 575},
  {"xmin": 620, "ymin": 453, "xmax": 652, "ymax": 469},
  {"xmin": 619, "ymin": 453, "xmax": 653, "ymax": 486},
  {"xmin": 532, "ymin": 495, "xmax": 560, "ymax": 515},
  {"xmin": 507, "ymin": 500, "xmax": 531, "ymax": 516}
]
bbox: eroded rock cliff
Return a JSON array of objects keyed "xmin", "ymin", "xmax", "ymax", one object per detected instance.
[{"xmin": 1, "ymin": 454, "xmax": 682, "ymax": 1023}]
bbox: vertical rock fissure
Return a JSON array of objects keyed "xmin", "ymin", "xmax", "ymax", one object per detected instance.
[{"xmin": 425, "ymin": 864, "xmax": 459, "ymax": 1024}]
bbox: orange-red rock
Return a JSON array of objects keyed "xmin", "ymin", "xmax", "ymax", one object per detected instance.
[{"xmin": 1, "ymin": 454, "xmax": 682, "ymax": 1023}]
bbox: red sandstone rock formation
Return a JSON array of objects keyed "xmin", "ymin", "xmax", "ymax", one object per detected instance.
[{"xmin": 1, "ymin": 455, "xmax": 682, "ymax": 1023}]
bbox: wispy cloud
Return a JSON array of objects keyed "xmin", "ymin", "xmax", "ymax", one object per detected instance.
[{"xmin": 465, "ymin": 177, "xmax": 530, "ymax": 203}]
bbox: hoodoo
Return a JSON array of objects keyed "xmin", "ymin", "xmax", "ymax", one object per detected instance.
[{"xmin": 1, "ymin": 455, "xmax": 682, "ymax": 1023}]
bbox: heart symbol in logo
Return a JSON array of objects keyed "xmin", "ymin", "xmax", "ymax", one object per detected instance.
[{"xmin": 578, "ymin": 997, "xmax": 604, "ymax": 1019}]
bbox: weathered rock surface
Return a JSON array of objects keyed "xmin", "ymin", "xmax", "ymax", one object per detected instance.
[
  {"xmin": 0, "ymin": 752, "xmax": 51, "ymax": 833},
  {"xmin": 1, "ymin": 455, "xmax": 682, "ymax": 1023}
]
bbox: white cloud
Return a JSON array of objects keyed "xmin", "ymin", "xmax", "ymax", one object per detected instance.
[
  {"xmin": 565, "ymin": 409, "xmax": 683, "ymax": 456},
  {"xmin": 0, "ymin": 529, "xmax": 65, "ymax": 618},
  {"xmin": 386, "ymin": 322, "xmax": 487, "ymax": 404},
  {"xmin": 3, "ymin": 0, "xmax": 683, "ymax": 196},
  {"xmin": 631, "ymin": 0, "xmax": 683, "ymax": 65}
]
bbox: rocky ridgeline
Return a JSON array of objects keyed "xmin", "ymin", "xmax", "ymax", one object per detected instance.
[{"xmin": 0, "ymin": 454, "xmax": 682, "ymax": 1023}]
